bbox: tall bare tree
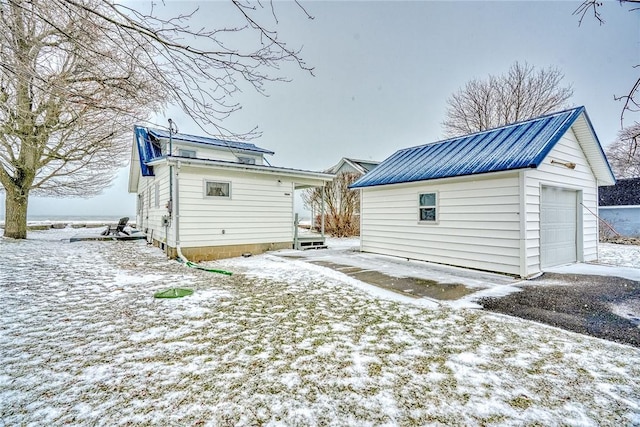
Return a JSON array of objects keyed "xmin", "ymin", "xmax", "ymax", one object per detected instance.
[
  {"xmin": 442, "ymin": 62, "xmax": 573, "ymax": 137},
  {"xmin": 606, "ymin": 124, "xmax": 640, "ymax": 178},
  {"xmin": 0, "ymin": 0, "xmax": 312, "ymax": 239}
]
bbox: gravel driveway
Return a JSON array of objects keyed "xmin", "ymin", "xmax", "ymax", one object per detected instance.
[{"xmin": 480, "ymin": 273, "xmax": 640, "ymax": 347}]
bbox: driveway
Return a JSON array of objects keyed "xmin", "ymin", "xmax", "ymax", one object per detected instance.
[
  {"xmin": 480, "ymin": 272, "xmax": 640, "ymax": 347},
  {"xmin": 282, "ymin": 238, "xmax": 640, "ymax": 346}
]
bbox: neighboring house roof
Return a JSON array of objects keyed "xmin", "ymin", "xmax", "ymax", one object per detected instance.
[
  {"xmin": 351, "ymin": 106, "xmax": 615, "ymax": 189},
  {"xmin": 326, "ymin": 157, "xmax": 380, "ymax": 175},
  {"xmin": 599, "ymin": 177, "xmax": 640, "ymax": 206}
]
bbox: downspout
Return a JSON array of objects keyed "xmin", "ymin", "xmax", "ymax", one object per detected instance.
[
  {"xmin": 167, "ymin": 119, "xmax": 175, "ymax": 255},
  {"xmin": 321, "ymin": 184, "xmax": 325, "ymax": 237},
  {"xmin": 174, "ymin": 160, "xmax": 187, "ymax": 262}
]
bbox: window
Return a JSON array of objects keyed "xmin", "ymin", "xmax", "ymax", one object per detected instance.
[
  {"xmin": 154, "ymin": 183, "xmax": 160, "ymax": 208},
  {"xmin": 179, "ymin": 149, "xmax": 196, "ymax": 158},
  {"xmin": 205, "ymin": 181, "xmax": 230, "ymax": 198},
  {"xmin": 237, "ymin": 156, "xmax": 256, "ymax": 165},
  {"xmin": 419, "ymin": 192, "xmax": 437, "ymax": 222}
]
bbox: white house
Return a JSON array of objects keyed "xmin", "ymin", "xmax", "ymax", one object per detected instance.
[
  {"xmin": 350, "ymin": 107, "xmax": 616, "ymax": 278},
  {"xmin": 128, "ymin": 126, "xmax": 334, "ymax": 261}
]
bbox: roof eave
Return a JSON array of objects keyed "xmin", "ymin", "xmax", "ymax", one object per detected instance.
[
  {"xmin": 148, "ymin": 157, "xmax": 335, "ymax": 183},
  {"xmin": 350, "ymin": 167, "xmax": 528, "ymax": 189}
]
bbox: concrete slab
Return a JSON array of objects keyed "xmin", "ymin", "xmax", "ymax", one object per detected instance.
[{"xmin": 276, "ymin": 237, "xmax": 522, "ymax": 306}]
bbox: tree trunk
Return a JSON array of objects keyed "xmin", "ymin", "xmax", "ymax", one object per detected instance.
[{"xmin": 3, "ymin": 184, "xmax": 29, "ymax": 239}]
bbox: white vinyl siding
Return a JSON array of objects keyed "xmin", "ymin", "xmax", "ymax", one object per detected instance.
[
  {"xmin": 136, "ymin": 168, "xmax": 171, "ymax": 242},
  {"xmin": 524, "ymin": 127, "xmax": 598, "ymax": 275},
  {"xmin": 360, "ymin": 173, "xmax": 521, "ymax": 275},
  {"xmin": 177, "ymin": 167, "xmax": 294, "ymax": 247}
]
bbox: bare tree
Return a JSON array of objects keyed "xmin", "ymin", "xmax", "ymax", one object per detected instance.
[
  {"xmin": 0, "ymin": 0, "xmax": 312, "ymax": 238},
  {"xmin": 442, "ymin": 62, "xmax": 573, "ymax": 137},
  {"xmin": 303, "ymin": 172, "xmax": 361, "ymax": 238},
  {"xmin": 606, "ymin": 124, "xmax": 640, "ymax": 178},
  {"xmin": 574, "ymin": 0, "xmax": 640, "ymax": 124}
]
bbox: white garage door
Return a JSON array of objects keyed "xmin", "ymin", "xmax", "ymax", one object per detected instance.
[{"xmin": 540, "ymin": 186, "xmax": 577, "ymax": 268}]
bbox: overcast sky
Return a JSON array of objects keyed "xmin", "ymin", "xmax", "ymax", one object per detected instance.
[{"xmin": 19, "ymin": 0, "xmax": 640, "ymax": 219}]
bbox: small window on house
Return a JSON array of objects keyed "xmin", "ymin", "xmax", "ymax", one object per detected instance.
[
  {"xmin": 179, "ymin": 149, "xmax": 196, "ymax": 158},
  {"xmin": 154, "ymin": 183, "xmax": 160, "ymax": 208},
  {"xmin": 147, "ymin": 188, "xmax": 151, "ymax": 208},
  {"xmin": 419, "ymin": 192, "xmax": 437, "ymax": 222},
  {"xmin": 205, "ymin": 181, "xmax": 230, "ymax": 198},
  {"xmin": 137, "ymin": 194, "xmax": 143, "ymax": 214},
  {"xmin": 237, "ymin": 156, "xmax": 256, "ymax": 165}
]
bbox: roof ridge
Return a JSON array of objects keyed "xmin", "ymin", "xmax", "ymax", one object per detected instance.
[
  {"xmin": 350, "ymin": 106, "xmax": 612, "ymax": 189},
  {"xmin": 400, "ymin": 106, "xmax": 585, "ymax": 153},
  {"xmin": 345, "ymin": 157, "xmax": 380, "ymax": 164},
  {"xmin": 142, "ymin": 125, "xmax": 259, "ymax": 147}
]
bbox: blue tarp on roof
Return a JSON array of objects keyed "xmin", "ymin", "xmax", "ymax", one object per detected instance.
[
  {"xmin": 147, "ymin": 128, "xmax": 275, "ymax": 156},
  {"xmin": 134, "ymin": 126, "xmax": 162, "ymax": 177},
  {"xmin": 351, "ymin": 107, "xmax": 588, "ymax": 189}
]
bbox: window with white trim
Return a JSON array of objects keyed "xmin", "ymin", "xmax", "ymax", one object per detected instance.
[
  {"xmin": 154, "ymin": 183, "xmax": 160, "ymax": 208},
  {"xmin": 419, "ymin": 192, "xmax": 437, "ymax": 222},
  {"xmin": 205, "ymin": 181, "xmax": 230, "ymax": 198}
]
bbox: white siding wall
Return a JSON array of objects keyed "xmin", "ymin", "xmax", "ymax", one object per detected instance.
[
  {"xmin": 524, "ymin": 128, "xmax": 598, "ymax": 275},
  {"xmin": 360, "ymin": 173, "xmax": 522, "ymax": 275},
  {"xmin": 137, "ymin": 166, "xmax": 172, "ymax": 244},
  {"xmin": 176, "ymin": 166, "xmax": 294, "ymax": 247}
]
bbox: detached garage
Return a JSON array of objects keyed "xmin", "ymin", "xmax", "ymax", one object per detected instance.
[{"xmin": 351, "ymin": 107, "xmax": 615, "ymax": 278}]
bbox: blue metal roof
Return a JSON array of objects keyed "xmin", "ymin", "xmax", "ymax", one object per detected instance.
[
  {"xmin": 351, "ymin": 107, "xmax": 589, "ymax": 189},
  {"xmin": 147, "ymin": 128, "xmax": 275, "ymax": 155}
]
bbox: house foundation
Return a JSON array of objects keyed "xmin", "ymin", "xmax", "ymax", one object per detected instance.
[{"xmin": 151, "ymin": 238, "xmax": 291, "ymax": 261}]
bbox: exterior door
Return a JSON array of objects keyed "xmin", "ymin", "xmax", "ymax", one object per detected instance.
[{"xmin": 540, "ymin": 186, "xmax": 578, "ymax": 268}]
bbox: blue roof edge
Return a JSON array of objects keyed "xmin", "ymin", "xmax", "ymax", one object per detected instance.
[
  {"xmin": 528, "ymin": 106, "xmax": 584, "ymax": 167},
  {"xmin": 580, "ymin": 109, "xmax": 616, "ymax": 185},
  {"xmin": 349, "ymin": 165, "xmax": 535, "ymax": 189}
]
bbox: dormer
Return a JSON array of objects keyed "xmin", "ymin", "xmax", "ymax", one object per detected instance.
[{"xmin": 132, "ymin": 125, "xmax": 274, "ymax": 177}]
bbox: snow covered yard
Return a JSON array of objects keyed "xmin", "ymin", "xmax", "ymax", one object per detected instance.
[{"xmin": 2, "ymin": 229, "xmax": 640, "ymax": 425}]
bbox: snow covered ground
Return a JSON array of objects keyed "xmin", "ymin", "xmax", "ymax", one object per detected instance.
[{"xmin": 2, "ymin": 228, "xmax": 640, "ymax": 425}]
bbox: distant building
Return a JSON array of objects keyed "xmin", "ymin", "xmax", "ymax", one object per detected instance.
[
  {"xmin": 326, "ymin": 158, "xmax": 380, "ymax": 176},
  {"xmin": 598, "ymin": 177, "xmax": 640, "ymax": 237},
  {"xmin": 305, "ymin": 158, "xmax": 380, "ymax": 236}
]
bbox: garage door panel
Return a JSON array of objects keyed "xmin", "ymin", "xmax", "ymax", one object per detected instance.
[{"xmin": 541, "ymin": 187, "xmax": 577, "ymax": 268}]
